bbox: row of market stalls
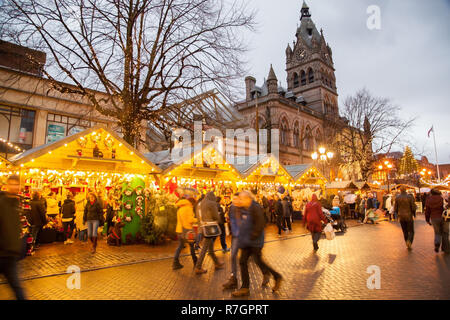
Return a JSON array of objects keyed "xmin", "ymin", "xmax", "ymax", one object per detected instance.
[{"xmin": 0, "ymin": 125, "xmax": 328, "ymax": 245}]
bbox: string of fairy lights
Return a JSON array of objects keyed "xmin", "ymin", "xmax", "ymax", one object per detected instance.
[{"xmin": 0, "ymin": 137, "xmax": 24, "ymax": 154}]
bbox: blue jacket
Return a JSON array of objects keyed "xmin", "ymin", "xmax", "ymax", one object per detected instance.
[
  {"xmin": 229, "ymin": 205, "xmax": 243, "ymax": 238},
  {"xmin": 237, "ymin": 201, "xmax": 265, "ymax": 249}
]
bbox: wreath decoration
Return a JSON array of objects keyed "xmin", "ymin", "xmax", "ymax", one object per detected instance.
[
  {"xmin": 90, "ymin": 133, "xmax": 101, "ymax": 144},
  {"xmin": 77, "ymin": 137, "xmax": 87, "ymax": 148},
  {"xmin": 135, "ymin": 206, "xmax": 144, "ymax": 219},
  {"xmin": 124, "ymin": 200, "xmax": 133, "ymax": 210},
  {"xmin": 124, "ymin": 187, "xmax": 134, "ymax": 197},
  {"xmin": 135, "ymin": 195, "xmax": 144, "ymax": 206},
  {"xmin": 104, "ymin": 137, "xmax": 114, "ymax": 150},
  {"xmin": 135, "ymin": 185, "xmax": 144, "ymax": 196}
]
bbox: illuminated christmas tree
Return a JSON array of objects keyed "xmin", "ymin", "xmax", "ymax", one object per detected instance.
[{"xmin": 399, "ymin": 146, "xmax": 419, "ymax": 177}]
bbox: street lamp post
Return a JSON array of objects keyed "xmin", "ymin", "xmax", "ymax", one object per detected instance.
[
  {"xmin": 378, "ymin": 160, "xmax": 393, "ymax": 192},
  {"xmin": 312, "ymin": 147, "xmax": 334, "ymax": 180}
]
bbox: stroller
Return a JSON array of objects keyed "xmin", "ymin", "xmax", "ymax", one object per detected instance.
[{"xmin": 322, "ymin": 208, "xmax": 347, "ymax": 233}]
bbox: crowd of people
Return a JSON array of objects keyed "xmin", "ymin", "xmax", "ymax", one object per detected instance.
[{"xmin": 1, "ymin": 173, "xmax": 449, "ymax": 300}]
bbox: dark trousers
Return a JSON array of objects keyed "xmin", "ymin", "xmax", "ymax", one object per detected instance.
[
  {"xmin": 31, "ymin": 225, "xmax": 42, "ymax": 246},
  {"xmin": 62, "ymin": 221, "xmax": 75, "ymax": 241},
  {"xmin": 219, "ymin": 224, "xmax": 228, "ymax": 250},
  {"xmin": 312, "ymin": 232, "xmax": 321, "ymax": 249},
  {"xmin": 276, "ymin": 216, "xmax": 284, "ymax": 234},
  {"xmin": 283, "ymin": 216, "xmax": 292, "ymax": 231},
  {"xmin": 174, "ymin": 236, "xmax": 197, "ymax": 264},
  {"xmin": 0, "ymin": 257, "xmax": 25, "ymax": 300},
  {"xmin": 239, "ymin": 247, "xmax": 281, "ymax": 289},
  {"xmin": 400, "ymin": 220, "xmax": 415, "ymax": 244},
  {"xmin": 431, "ymin": 219, "xmax": 449, "ymax": 253}
]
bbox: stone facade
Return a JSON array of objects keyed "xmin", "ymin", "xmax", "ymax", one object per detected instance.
[{"xmin": 235, "ymin": 2, "xmax": 339, "ymax": 166}]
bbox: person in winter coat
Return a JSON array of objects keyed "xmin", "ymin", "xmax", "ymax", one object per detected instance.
[
  {"xmin": 279, "ymin": 195, "xmax": 293, "ymax": 234},
  {"xmin": 61, "ymin": 192, "xmax": 76, "ymax": 245},
  {"xmin": 394, "ymin": 187, "xmax": 417, "ymax": 250},
  {"xmin": 216, "ymin": 196, "xmax": 230, "ymax": 252},
  {"xmin": 303, "ymin": 194, "xmax": 326, "ymax": 251},
  {"xmin": 222, "ymin": 193, "xmax": 244, "ymax": 290},
  {"xmin": 74, "ymin": 193, "xmax": 87, "ymax": 243},
  {"xmin": 274, "ymin": 195, "xmax": 285, "ymax": 237},
  {"xmin": 173, "ymin": 198, "xmax": 198, "ymax": 270},
  {"xmin": 425, "ymin": 189, "xmax": 449, "ymax": 254},
  {"xmin": 83, "ymin": 193, "xmax": 104, "ymax": 253},
  {"xmin": 105, "ymin": 196, "xmax": 116, "ymax": 236},
  {"xmin": 46, "ymin": 192, "xmax": 60, "ymax": 218},
  {"xmin": 30, "ymin": 191, "xmax": 47, "ymax": 248},
  {"xmin": 194, "ymin": 191, "xmax": 224, "ymax": 274},
  {"xmin": 232, "ymin": 191, "xmax": 282, "ymax": 297},
  {"xmin": 0, "ymin": 175, "xmax": 26, "ymax": 300}
]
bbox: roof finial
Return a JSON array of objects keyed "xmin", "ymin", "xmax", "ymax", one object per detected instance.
[{"xmin": 300, "ymin": 1, "xmax": 311, "ymax": 20}]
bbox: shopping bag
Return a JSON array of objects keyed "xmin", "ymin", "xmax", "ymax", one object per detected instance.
[{"xmin": 324, "ymin": 223, "xmax": 335, "ymax": 240}]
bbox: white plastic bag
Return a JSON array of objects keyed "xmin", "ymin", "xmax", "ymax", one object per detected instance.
[{"xmin": 324, "ymin": 223, "xmax": 335, "ymax": 240}]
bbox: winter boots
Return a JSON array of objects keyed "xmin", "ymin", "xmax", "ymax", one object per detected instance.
[
  {"xmin": 90, "ymin": 236, "xmax": 98, "ymax": 253},
  {"xmin": 222, "ymin": 276, "xmax": 238, "ymax": 290}
]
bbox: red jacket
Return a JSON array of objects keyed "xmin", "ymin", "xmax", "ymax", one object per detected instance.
[
  {"xmin": 304, "ymin": 195, "xmax": 326, "ymax": 233},
  {"xmin": 425, "ymin": 194, "xmax": 444, "ymax": 222}
]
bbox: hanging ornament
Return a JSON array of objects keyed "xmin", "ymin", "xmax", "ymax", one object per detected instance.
[
  {"xmin": 136, "ymin": 195, "xmax": 144, "ymax": 206},
  {"xmin": 93, "ymin": 143, "xmax": 100, "ymax": 158},
  {"xmin": 111, "ymin": 148, "xmax": 116, "ymax": 159},
  {"xmin": 104, "ymin": 136, "xmax": 114, "ymax": 150},
  {"xmin": 135, "ymin": 185, "xmax": 144, "ymax": 196},
  {"xmin": 124, "ymin": 187, "xmax": 134, "ymax": 197},
  {"xmin": 77, "ymin": 137, "xmax": 87, "ymax": 148},
  {"xmin": 76, "ymin": 149, "xmax": 83, "ymax": 157},
  {"xmin": 91, "ymin": 132, "xmax": 101, "ymax": 144},
  {"xmin": 124, "ymin": 200, "xmax": 133, "ymax": 210}
]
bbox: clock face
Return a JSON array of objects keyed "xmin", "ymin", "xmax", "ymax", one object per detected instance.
[{"xmin": 296, "ymin": 48, "xmax": 307, "ymax": 61}]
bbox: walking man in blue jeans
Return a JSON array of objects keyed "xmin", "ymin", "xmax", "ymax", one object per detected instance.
[
  {"xmin": 232, "ymin": 191, "xmax": 282, "ymax": 297},
  {"xmin": 222, "ymin": 193, "xmax": 243, "ymax": 289},
  {"xmin": 0, "ymin": 175, "xmax": 26, "ymax": 300}
]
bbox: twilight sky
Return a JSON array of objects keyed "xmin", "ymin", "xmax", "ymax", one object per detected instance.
[{"xmin": 241, "ymin": 0, "xmax": 450, "ymax": 164}]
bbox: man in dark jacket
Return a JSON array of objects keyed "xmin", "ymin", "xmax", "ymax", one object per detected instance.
[
  {"xmin": 280, "ymin": 195, "xmax": 293, "ymax": 233},
  {"xmin": 216, "ymin": 196, "xmax": 229, "ymax": 253},
  {"xmin": 222, "ymin": 193, "xmax": 243, "ymax": 290},
  {"xmin": 30, "ymin": 191, "xmax": 47, "ymax": 249},
  {"xmin": 232, "ymin": 191, "xmax": 282, "ymax": 297},
  {"xmin": 394, "ymin": 187, "xmax": 417, "ymax": 250},
  {"xmin": 194, "ymin": 192, "xmax": 224, "ymax": 274},
  {"xmin": 0, "ymin": 175, "xmax": 26, "ymax": 300},
  {"xmin": 61, "ymin": 192, "xmax": 76, "ymax": 244},
  {"xmin": 425, "ymin": 189, "xmax": 449, "ymax": 254}
]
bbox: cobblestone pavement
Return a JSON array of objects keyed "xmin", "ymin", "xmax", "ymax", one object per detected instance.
[
  {"xmin": 0, "ymin": 219, "xmax": 359, "ymax": 283},
  {"xmin": 0, "ymin": 215, "xmax": 449, "ymax": 300}
]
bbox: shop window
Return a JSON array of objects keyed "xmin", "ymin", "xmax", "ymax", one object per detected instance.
[{"xmin": 0, "ymin": 105, "xmax": 35, "ymax": 152}]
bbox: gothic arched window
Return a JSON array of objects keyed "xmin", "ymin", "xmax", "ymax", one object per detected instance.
[
  {"xmin": 293, "ymin": 122, "xmax": 300, "ymax": 147},
  {"xmin": 293, "ymin": 73, "xmax": 299, "ymax": 88},
  {"xmin": 280, "ymin": 118, "xmax": 289, "ymax": 146},
  {"xmin": 304, "ymin": 126, "xmax": 313, "ymax": 151},
  {"xmin": 308, "ymin": 68, "xmax": 314, "ymax": 83},
  {"xmin": 301, "ymin": 70, "xmax": 306, "ymax": 86}
]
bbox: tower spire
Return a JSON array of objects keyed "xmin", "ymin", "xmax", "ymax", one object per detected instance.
[{"xmin": 300, "ymin": 1, "xmax": 311, "ymax": 20}]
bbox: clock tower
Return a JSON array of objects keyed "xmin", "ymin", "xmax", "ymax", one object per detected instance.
[{"xmin": 286, "ymin": 1, "xmax": 338, "ymax": 117}]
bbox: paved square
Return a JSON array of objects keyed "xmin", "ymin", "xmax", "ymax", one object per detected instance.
[{"xmin": 0, "ymin": 217, "xmax": 449, "ymax": 300}]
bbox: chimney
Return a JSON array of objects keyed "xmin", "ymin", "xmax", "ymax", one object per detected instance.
[{"xmin": 245, "ymin": 76, "xmax": 256, "ymax": 101}]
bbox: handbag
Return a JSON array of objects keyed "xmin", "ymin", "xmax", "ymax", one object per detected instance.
[
  {"xmin": 183, "ymin": 228, "xmax": 196, "ymax": 243},
  {"xmin": 443, "ymin": 209, "xmax": 450, "ymax": 222},
  {"xmin": 198, "ymin": 207, "xmax": 221, "ymax": 238}
]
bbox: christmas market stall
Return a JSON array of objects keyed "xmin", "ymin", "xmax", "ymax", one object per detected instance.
[
  {"xmin": 237, "ymin": 154, "xmax": 293, "ymax": 190},
  {"xmin": 9, "ymin": 125, "xmax": 161, "ymax": 246},
  {"xmin": 285, "ymin": 164, "xmax": 327, "ymax": 219},
  {"xmin": 147, "ymin": 143, "xmax": 243, "ymax": 195}
]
